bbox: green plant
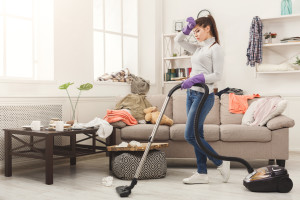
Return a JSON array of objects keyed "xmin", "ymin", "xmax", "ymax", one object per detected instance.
[
  {"xmin": 264, "ymin": 32, "xmax": 277, "ymax": 39},
  {"xmin": 59, "ymin": 82, "xmax": 93, "ymax": 121},
  {"xmin": 294, "ymin": 56, "xmax": 300, "ymax": 66}
]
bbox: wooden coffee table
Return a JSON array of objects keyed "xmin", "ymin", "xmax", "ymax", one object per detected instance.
[{"xmin": 3, "ymin": 128, "xmax": 109, "ymax": 185}]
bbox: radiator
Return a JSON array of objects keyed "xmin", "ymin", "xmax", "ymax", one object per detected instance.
[{"xmin": 0, "ymin": 104, "xmax": 63, "ymax": 164}]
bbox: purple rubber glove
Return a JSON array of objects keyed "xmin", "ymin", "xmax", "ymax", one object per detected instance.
[
  {"xmin": 181, "ymin": 73, "xmax": 205, "ymax": 89},
  {"xmin": 182, "ymin": 17, "xmax": 196, "ymax": 35}
]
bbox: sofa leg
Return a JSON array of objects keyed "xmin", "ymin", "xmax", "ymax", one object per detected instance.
[
  {"xmin": 276, "ymin": 159, "xmax": 286, "ymax": 167},
  {"xmin": 268, "ymin": 159, "xmax": 275, "ymax": 165}
]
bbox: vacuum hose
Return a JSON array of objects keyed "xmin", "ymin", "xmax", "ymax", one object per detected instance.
[{"xmin": 193, "ymin": 83, "xmax": 254, "ymax": 174}]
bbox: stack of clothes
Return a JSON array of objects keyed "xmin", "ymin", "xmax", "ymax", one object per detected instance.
[{"xmin": 103, "ymin": 74, "xmax": 152, "ymax": 129}]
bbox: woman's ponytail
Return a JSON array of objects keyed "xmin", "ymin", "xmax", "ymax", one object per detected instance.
[{"xmin": 195, "ymin": 15, "xmax": 220, "ymax": 44}]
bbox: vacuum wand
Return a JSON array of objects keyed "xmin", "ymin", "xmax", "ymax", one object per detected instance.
[
  {"xmin": 116, "ymin": 84, "xmax": 182, "ymax": 197},
  {"xmin": 193, "ymin": 83, "xmax": 254, "ymax": 174}
]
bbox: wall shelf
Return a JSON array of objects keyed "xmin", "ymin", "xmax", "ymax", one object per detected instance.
[
  {"xmin": 257, "ymin": 70, "xmax": 300, "ymax": 74},
  {"xmin": 258, "ymin": 14, "xmax": 300, "ymax": 75},
  {"xmin": 263, "ymin": 42, "xmax": 300, "ymax": 47},
  {"xmin": 261, "ymin": 13, "xmax": 300, "ymax": 22},
  {"xmin": 163, "ymin": 56, "xmax": 192, "ymax": 60}
]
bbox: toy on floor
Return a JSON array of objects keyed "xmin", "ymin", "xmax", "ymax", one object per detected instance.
[{"xmin": 143, "ymin": 106, "xmax": 173, "ymax": 126}]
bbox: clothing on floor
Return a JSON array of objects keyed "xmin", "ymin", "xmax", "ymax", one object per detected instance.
[
  {"xmin": 115, "ymin": 93, "xmax": 152, "ymax": 120},
  {"xmin": 250, "ymin": 97, "xmax": 282, "ymax": 126},
  {"xmin": 246, "ymin": 16, "xmax": 263, "ymax": 67},
  {"xmin": 229, "ymin": 93, "xmax": 260, "ymax": 114},
  {"xmin": 104, "ymin": 109, "xmax": 138, "ymax": 126}
]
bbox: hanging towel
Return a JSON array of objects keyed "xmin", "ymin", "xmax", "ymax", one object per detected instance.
[
  {"xmin": 229, "ymin": 93, "xmax": 260, "ymax": 114},
  {"xmin": 246, "ymin": 16, "xmax": 263, "ymax": 67},
  {"xmin": 104, "ymin": 109, "xmax": 138, "ymax": 126}
]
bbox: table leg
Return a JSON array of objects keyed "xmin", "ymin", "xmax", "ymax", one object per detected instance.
[
  {"xmin": 92, "ymin": 132, "xmax": 96, "ymax": 152},
  {"xmin": 70, "ymin": 135, "xmax": 76, "ymax": 165},
  {"xmin": 45, "ymin": 135, "xmax": 54, "ymax": 185},
  {"xmin": 109, "ymin": 152, "xmax": 113, "ymax": 171},
  {"xmin": 4, "ymin": 131, "xmax": 12, "ymax": 177}
]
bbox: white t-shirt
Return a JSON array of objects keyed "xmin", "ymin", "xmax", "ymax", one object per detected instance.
[{"xmin": 175, "ymin": 32, "xmax": 224, "ymax": 93}]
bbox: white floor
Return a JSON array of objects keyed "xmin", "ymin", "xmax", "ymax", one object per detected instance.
[{"xmin": 0, "ymin": 152, "xmax": 299, "ymax": 200}]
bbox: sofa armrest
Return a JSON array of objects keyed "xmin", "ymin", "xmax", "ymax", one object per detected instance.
[{"xmin": 266, "ymin": 115, "xmax": 295, "ymax": 130}]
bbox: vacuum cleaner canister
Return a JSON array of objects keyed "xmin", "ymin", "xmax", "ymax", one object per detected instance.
[{"xmin": 243, "ymin": 165, "xmax": 293, "ymax": 193}]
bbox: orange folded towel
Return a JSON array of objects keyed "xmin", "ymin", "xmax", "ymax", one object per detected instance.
[
  {"xmin": 104, "ymin": 109, "xmax": 138, "ymax": 126},
  {"xmin": 229, "ymin": 93, "xmax": 260, "ymax": 114}
]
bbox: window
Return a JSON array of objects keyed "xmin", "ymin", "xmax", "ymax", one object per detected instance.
[
  {"xmin": 93, "ymin": 0, "xmax": 138, "ymax": 80},
  {"xmin": 0, "ymin": 0, "xmax": 54, "ymax": 80}
]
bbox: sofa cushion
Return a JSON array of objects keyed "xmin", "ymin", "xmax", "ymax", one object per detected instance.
[
  {"xmin": 146, "ymin": 95, "xmax": 173, "ymax": 120},
  {"xmin": 170, "ymin": 124, "xmax": 220, "ymax": 141},
  {"xmin": 120, "ymin": 124, "xmax": 169, "ymax": 141},
  {"xmin": 172, "ymin": 95, "xmax": 220, "ymax": 124},
  {"xmin": 266, "ymin": 115, "xmax": 295, "ymax": 130},
  {"xmin": 220, "ymin": 124, "xmax": 271, "ymax": 142}
]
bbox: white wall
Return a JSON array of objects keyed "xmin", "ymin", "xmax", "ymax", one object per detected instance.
[
  {"xmin": 0, "ymin": 0, "xmax": 163, "ymax": 145},
  {"xmin": 0, "ymin": 0, "xmax": 162, "ymax": 98},
  {"xmin": 163, "ymin": 0, "xmax": 300, "ymax": 151},
  {"xmin": 1, "ymin": 0, "xmax": 300, "ymax": 151}
]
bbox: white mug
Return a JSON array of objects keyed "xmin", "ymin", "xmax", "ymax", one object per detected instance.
[
  {"xmin": 31, "ymin": 121, "xmax": 41, "ymax": 131},
  {"xmin": 55, "ymin": 121, "xmax": 64, "ymax": 131}
]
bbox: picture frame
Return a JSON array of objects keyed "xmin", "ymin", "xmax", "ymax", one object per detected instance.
[{"xmin": 174, "ymin": 20, "xmax": 184, "ymax": 32}]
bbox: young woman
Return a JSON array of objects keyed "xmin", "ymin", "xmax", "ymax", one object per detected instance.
[{"xmin": 175, "ymin": 15, "xmax": 230, "ymax": 184}]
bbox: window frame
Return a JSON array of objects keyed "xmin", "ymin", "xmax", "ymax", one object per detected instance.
[
  {"xmin": 0, "ymin": 0, "xmax": 54, "ymax": 81},
  {"xmin": 93, "ymin": 0, "xmax": 139, "ymax": 80}
]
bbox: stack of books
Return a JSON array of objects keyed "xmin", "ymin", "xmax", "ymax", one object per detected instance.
[
  {"xmin": 165, "ymin": 67, "xmax": 192, "ymax": 81},
  {"xmin": 280, "ymin": 37, "xmax": 300, "ymax": 43}
]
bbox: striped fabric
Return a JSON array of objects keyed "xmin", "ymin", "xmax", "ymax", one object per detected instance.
[{"xmin": 246, "ymin": 16, "xmax": 263, "ymax": 67}]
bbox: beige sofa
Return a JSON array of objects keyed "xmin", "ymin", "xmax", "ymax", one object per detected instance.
[{"xmin": 109, "ymin": 94, "xmax": 295, "ymax": 167}]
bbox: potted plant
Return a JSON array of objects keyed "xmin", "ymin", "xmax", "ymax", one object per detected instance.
[
  {"xmin": 294, "ymin": 56, "xmax": 300, "ymax": 66},
  {"xmin": 264, "ymin": 32, "xmax": 277, "ymax": 43},
  {"xmin": 59, "ymin": 82, "xmax": 93, "ymax": 125}
]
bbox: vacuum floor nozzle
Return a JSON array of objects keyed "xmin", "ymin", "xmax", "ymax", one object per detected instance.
[{"xmin": 116, "ymin": 186, "xmax": 131, "ymax": 197}]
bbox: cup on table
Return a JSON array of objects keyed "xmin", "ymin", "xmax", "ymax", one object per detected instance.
[
  {"xmin": 55, "ymin": 121, "xmax": 64, "ymax": 131},
  {"xmin": 31, "ymin": 121, "xmax": 41, "ymax": 131}
]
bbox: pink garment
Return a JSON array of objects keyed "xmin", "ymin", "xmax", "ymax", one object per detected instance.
[
  {"xmin": 104, "ymin": 109, "xmax": 138, "ymax": 126},
  {"xmin": 250, "ymin": 97, "xmax": 281, "ymax": 126},
  {"xmin": 229, "ymin": 93, "xmax": 260, "ymax": 114}
]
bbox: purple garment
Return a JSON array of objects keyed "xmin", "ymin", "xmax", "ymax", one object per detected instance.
[
  {"xmin": 181, "ymin": 73, "xmax": 205, "ymax": 89},
  {"xmin": 182, "ymin": 17, "xmax": 196, "ymax": 35}
]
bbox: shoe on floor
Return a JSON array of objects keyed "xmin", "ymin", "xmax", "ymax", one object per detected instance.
[
  {"xmin": 217, "ymin": 161, "xmax": 230, "ymax": 183},
  {"xmin": 183, "ymin": 172, "xmax": 209, "ymax": 184}
]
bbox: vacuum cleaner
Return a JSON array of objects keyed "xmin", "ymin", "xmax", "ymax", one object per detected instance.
[{"xmin": 116, "ymin": 83, "xmax": 293, "ymax": 197}]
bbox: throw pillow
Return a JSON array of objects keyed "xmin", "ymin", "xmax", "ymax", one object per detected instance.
[
  {"xmin": 259, "ymin": 99, "xmax": 288, "ymax": 126},
  {"xmin": 110, "ymin": 121, "xmax": 127, "ymax": 128},
  {"xmin": 242, "ymin": 100, "xmax": 259, "ymax": 125}
]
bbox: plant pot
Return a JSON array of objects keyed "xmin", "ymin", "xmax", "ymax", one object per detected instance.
[{"xmin": 268, "ymin": 37, "xmax": 272, "ymax": 43}]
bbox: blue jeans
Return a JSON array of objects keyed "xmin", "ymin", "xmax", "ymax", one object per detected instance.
[{"xmin": 185, "ymin": 89, "xmax": 222, "ymax": 174}]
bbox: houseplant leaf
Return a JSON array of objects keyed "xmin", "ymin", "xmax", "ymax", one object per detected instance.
[
  {"xmin": 78, "ymin": 83, "xmax": 93, "ymax": 91},
  {"xmin": 59, "ymin": 82, "xmax": 74, "ymax": 90}
]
